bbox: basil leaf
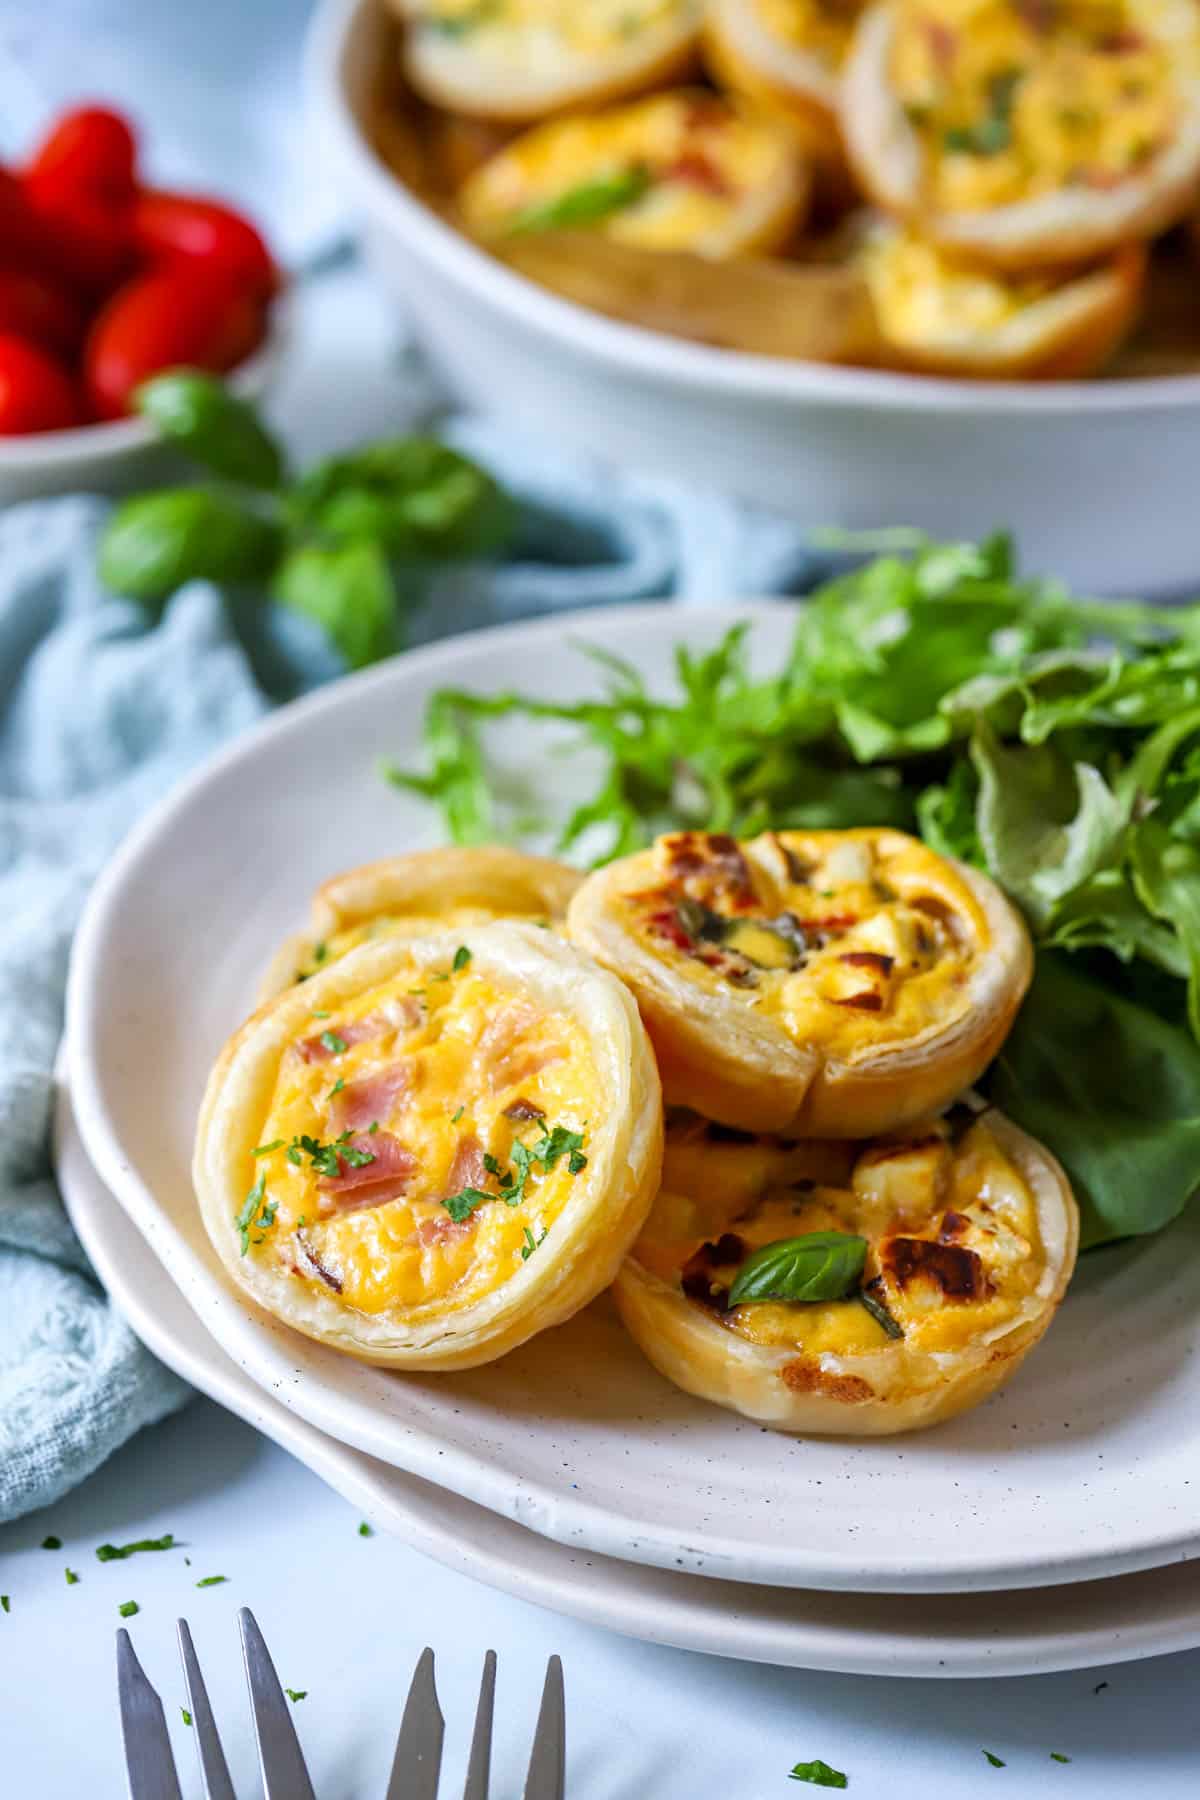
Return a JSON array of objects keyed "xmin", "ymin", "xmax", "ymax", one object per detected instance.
[
  {"xmin": 286, "ymin": 438, "xmax": 513, "ymax": 561},
  {"xmin": 134, "ymin": 371, "xmax": 285, "ymax": 489},
  {"xmin": 98, "ymin": 490, "xmax": 282, "ymax": 605},
  {"xmin": 274, "ymin": 540, "xmax": 397, "ymax": 671},
  {"xmin": 986, "ymin": 952, "xmax": 1200, "ymax": 1247},
  {"xmin": 728, "ymin": 1233, "xmax": 867, "ymax": 1307},
  {"xmin": 508, "ymin": 165, "xmax": 652, "ymax": 235}
]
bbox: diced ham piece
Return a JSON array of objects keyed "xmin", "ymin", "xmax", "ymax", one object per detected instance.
[
  {"xmin": 443, "ymin": 1134, "xmax": 487, "ymax": 1196},
  {"xmin": 316, "ymin": 1131, "xmax": 417, "ymax": 1214},
  {"xmin": 473, "ymin": 1002, "xmax": 564, "ymax": 1093},
  {"xmin": 416, "ymin": 1213, "xmax": 475, "ymax": 1249},
  {"xmin": 329, "ymin": 1063, "xmax": 412, "ymax": 1133},
  {"xmin": 295, "ymin": 997, "xmax": 422, "ymax": 1064}
]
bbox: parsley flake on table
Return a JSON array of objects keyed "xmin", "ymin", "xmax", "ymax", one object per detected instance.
[
  {"xmin": 982, "ymin": 1750, "xmax": 1006, "ymax": 1767},
  {"xmin": 97, "ymin": 1534, "xmax": 176, "ymax": 1562},
  {"xmin": 118, "ymin": 1601, "xmax": 139, "ymax": 1619},
  {"xmin": 65, "ymin": 1569, "xmax": 79, "ymax": 1586},
  {"xmin": 789, "ymin": 1760, "xmax": 847, "ymax": 1788},
  {"xmin": 181, "ymin": 1709, "xmax": 192, "ymax": 1727},
  {"xmin": 285, "ymin": 1688, "xmax": 307, "ymax": 1703},
  {"xmin": 358, "ymin": 1521, "xmax": 373, "ymax": 1537},
  {"xmin": 1050, "ymin": 1753, "xmax": 1071, "ymax": 1763},
  {"xmin": 1, "ymin": 1596, "xmax": 9, "ymax": 1614},
  {"xmin": 196, "ymin": 1575, "xmax": 228, "ymax": 1588},
  {"xmin": 40, "ymin": 1535, "xmax": 61, "ymax": 1550}
]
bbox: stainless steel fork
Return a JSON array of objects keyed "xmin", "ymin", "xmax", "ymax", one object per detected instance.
[{"xmin": 117, "ymin": 1611, "xmax": 566, "ymax": 1798}]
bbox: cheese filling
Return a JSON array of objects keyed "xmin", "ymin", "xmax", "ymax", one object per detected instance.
[
  {"xmin": 890, "ymin": 0, "xmax": 1189, "ymax": 211},
  {"xmin": 861, "ymin": 222, "xmax": 1064, "ymax": 340},
  {"xmin": 242, "ymin": 949, "xmax": 598, "ymax": 1317},
  {"xmin": 621, "ymin": 829, "xmax": 987, "ymax": 1057},
  {"xmin": 410, "ymin": 0, "xmax": 699, "ymax": 65},
  {"xmin": 637, "ymin": 1110, "xmax": 1046, "ymax": 1355}
]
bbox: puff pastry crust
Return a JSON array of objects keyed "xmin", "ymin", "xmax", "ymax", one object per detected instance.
[
  {"xmin": 567, "ymin": 827, "xmax": 1032, "ymax": 1136},
  {"xmin": 841, "ymin": 0, "xmax": 1200, "ymax": 269},
  {"xmin": 196, "ymin": 922, "xmax": 663, "ymax": 1369},
  {"xmin": 258, "ymin": 846, "xmax": 581, "ymax": 1000},
  {"xmin": 614, "ymin": 1104, "xmax": 1078, "ymax": 1434},
  {"xmin": 704, "ymin": 0, "xmax": 863, "ymax": 170}
]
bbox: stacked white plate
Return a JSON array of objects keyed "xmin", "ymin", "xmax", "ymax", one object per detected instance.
[{"xmin": 60, "ymin": 603, "xmax": 1200, "ymax": 1679}]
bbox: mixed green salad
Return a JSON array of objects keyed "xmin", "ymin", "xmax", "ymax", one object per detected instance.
[{"xmin": 391, "ymin": 532, "xmax": 1200, "ymax": 1252}]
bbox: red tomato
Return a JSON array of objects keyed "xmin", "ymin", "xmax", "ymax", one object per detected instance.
[
  {"xmin": 133, "ymin": 190, "xmax": 277, "ymax": 299},
  {"xmin": 0, "ymin": 165, "xmax": 50, "ymax": 264},
  {"xmin": 0, "ymin": 270, "xmax": 85, "ymax": 357},
  {"xmin": 26, "ymin": 106, "xmax": 138, "ymax": 207},
  {"xmin": 22, "ymin": 177, "xmax": 133, "ymax": 292},
  {"xmin": 83, "ymin": 267, "xmax": 266, "ymax": 419},
  {"xmin": 0, "ymin": 333, "xmax": 82, "ymax": 434}
]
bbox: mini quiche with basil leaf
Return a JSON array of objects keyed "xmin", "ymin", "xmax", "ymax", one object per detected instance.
[
  {"xmin": 567, "ymin": 827, "xmax": 1031, "ymax": 1136},
  {"xmin": 459, "ymin": 89, "xmax": 810, "ymax": 256},
  {"xmin": 841, "ymin": 0, "xmax": 1200, "ymax": 268},
  {"xmin": 258, "ymin": 846, "xmax": 581, "ymax": 999},
  {"xmin": 615, "ymin": 1105, "xmax": 1078, "ymax": 1433},
  {"xmin": 396, "ymin": 0, "xmax": 703, "ymax": 122},
  {"xmin": 196, "ymin": 923, "xmax": 662, "ymax": 1368}
]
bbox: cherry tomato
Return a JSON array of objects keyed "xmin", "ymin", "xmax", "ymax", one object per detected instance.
[
  {"xmin": 22, "ymin": 175, "xmax": 133, "ymax": 292},
  {"xmin": 26, "ymin": 106, "xmax": 137, "ymax": 207},
  {"xmin": 0, "ymin": 270, "xmax": 86, "ymax": 357},
  {"xmin": 0, "ymin": 332, "xmax": 82, "ymax": 434},
  {"xmin": 0, "ymin": 166, "xmax": 50, "ymax": 264},
  {"xmin": 133, "ymin": 190, "xmax": 277, "ymax": 299},
  {"xmin": 84, "ymin": 267, "xmax": 266, "ymax": 420}
]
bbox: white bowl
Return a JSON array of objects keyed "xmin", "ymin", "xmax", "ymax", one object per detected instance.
[
  {"xmin": 307, "ymin": 0, "xmax": 1200, "ymax": 596},
  {"xmin": 0, "ymin": 300, "xmax": 287, "ymax": 506}
]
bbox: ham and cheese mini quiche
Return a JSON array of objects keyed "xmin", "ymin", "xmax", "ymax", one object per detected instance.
[
  {"xmin": 567, "ymin": 827, "xmax": 1031, "ymax": 1136},
  {"xmin": 459, "ymin": 89, "xmax": 810, "ymax": 257},
  {"xmin": 704, "ymin": 0, "xmax": 866, "ymax": 164},
  {"xmin": 614, "ymin": 1104, "xmax": 1078, "ymax": 1434},
  {"xmin": 258, "ymin": 846, "xmax": 581, "ymax": 999},
  {"xmin": 195, "ymin": 923, "xmax": 662, "ymax": 1369},
  {"xmin": 841, "ymin": 0, "xmax": 1200, "ymax": 268},
  {"xmin": 396, "ymin": 0, "xmax": 703, "ymax": 122},
  {"xmin": 859, "ymin": 217, "xmax": 1145, "ymax": 376}
]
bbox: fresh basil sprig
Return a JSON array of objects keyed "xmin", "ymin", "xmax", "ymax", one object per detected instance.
[
  {"xmin": 508, "ymin": 165, "xmax": 652, "ymax": 235},
  {"xmin": 727, "ymin": 1232, "xmax": 867, "ymax": 1307},
  {"xmin": 97, "ymin": 373, "xmax": 513, "ymax": 670}
]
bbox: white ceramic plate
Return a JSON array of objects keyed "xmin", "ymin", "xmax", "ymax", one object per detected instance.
[
  {"xmin": 55, "ymin": 1075, "xmax": 1200, "ymax": 1678},
  {"xmin": 308, "ymin": 0, "xmax": 1200, "ymax": 596},
  {"xmin": 66, "ymin": 602, "xmax": 1200, "ymax": 1597}
]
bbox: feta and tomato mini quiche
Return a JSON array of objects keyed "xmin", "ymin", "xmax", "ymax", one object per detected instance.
[
  {"xmin": 396, "ymin": 0, "xmax": 703, "ymax": 122},
  {"xmin": 195, "ymin": 923, "xmax": 662, "ymax": 1368},
  {"xmin": 459, "ymin": 89, "xmax": 810, "ymax": 256},
  {"xmin": 258, "ymin": 846, "xmax": 581, "ymax": 999},
  {"xmin": 859, "ymin": 216, "xmax": 1145, "ymax": 376},
  {"xmin": 567, "ymin": 827, "xmax": 1031, "ymax": 1136},
  {"xmin": 615, "ymin": 1105, "xmax": 1078, "ymax": 1433},
  {"xmin": 704, "ymin": 0, "xmax": 866, "ymax": 163},
  {"xmin": 841, "ymin": 0, "xmax": 1200, "ymax": 267}
]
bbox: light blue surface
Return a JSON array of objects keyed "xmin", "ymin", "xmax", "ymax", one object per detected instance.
[{"xmin": 0, "ymin": 431, "xmax": 816, "ymax": 1524}]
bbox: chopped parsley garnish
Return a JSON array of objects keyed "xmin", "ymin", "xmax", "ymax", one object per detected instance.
[
  {"xmin": 442, "ymin": 1120, "xmax": 587, "ymax": 1220},
  {"xmin": 311, "ymin": 1009, "xmax": 331, "ymax": 1019},
  {"xmin": 287, "ymin": 1131, "xmax": 375, "ymax": 1180},
  {"xmin": 313, "ymin": 941, "xmax": 328, "ymax": 963},
  {"xmin": 119, "ymin": 1601, "xmax": 139, "ymax": 1618},
  {"xmin": 320, "ymin": 1029, "xmax": 348, "ymax": 1054},
  {"xmin": 532, "ymin": 1124, "xmax": 587, "ymax": 1174},
  {"xmin": 452, "ymin": 944, "xmax": 472, "ymax": 970},
  {"xmin": 285, "ymin": 1688, "xmax": 307, "ymax": 1703},
  {"xmin": 253, "ymin": 1139, "xmax": 285, "ymax": 1157},
  {"xmin": 329, "ymin": 1077, "xmax": 345, "ymax": 1098},
  {"xmin": 196, "ymin": 1575, "xmax": 228, "ymax": 1588},
  {"xmin": 943, "ymin": 68, "xmax": 1022, "ymax": 156},
  {"xmin": 451, "ymin": 1105, "xmax": 465, "ymax": 1123},
  {"xmin": 509, "ymin": 164, "xmax": 652, "ymax": 234},
  {"xmin": 41, "ymin": 1535, "xmax": 61, "ymax": 1550},
  {"xmin": 181, "ymin": 1709, "xmax": 193, "ymax": 1727},
  {"xmin": 358, "ymin": 1521, "xmax": 373, "ymax": 1537},
  {"xmin": 97, "ymin": 1534, "xmax": 176, "ymax": 1562},
  {"xmin": 443, "ymin": 1186, "xmax": 495, "ymax": 1224},
  {"xmin": 982, "ymin": 1750, "xmax": 1006, "ymax": 1768},
  {"xmin": 521, "ymin": 1226, "xmax": 548, "ymax": 1261},
  {"xmin": 237, "ymin": 1172, "xmax": 275, "ymax": 1256},
  {"xmin": 789, "ymin": 1761, "xmax": 847, "ymax": 1788},
  {"xmin": 65, "ymin": 1569, "xmax": 79, "ymax": 1585}
]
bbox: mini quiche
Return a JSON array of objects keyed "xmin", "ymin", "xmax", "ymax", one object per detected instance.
[
  {"xmin": 859, "ymin": 216, "xmax": 1145, "ymax": 376},
  {"xmin": 258, "ymin": 846, "xmax": 581, "ymax": 1000},
  {"xmin": 459, "ymin": 89, "xmax": 810, "ymax": 257},
  {"xmin": 704, "ymin": 0, "xmax": 866, "ymax": 166},
  {"xmin": 396, "ymin": 0, "xmax": 703, "ymax": 122},
  {"xmin": 841, "ymin": 0, "xmax": 1200, "ymax": 268},
  {"xmin": 614, "ymin": 1105, "xmax": 1078, "ymax": 1434},
  {"xmin": 195, "ymin": 923, "xmax": 662, "ymax": 1369},
  {"xmin": 567, "ymin": 827, "xmax": 1031, "ymax": 1136}
]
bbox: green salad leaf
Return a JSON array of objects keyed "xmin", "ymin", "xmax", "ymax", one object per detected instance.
[{"xmin": 391, "ymin": 532, "xmax": 1200, "ymax": 1250}]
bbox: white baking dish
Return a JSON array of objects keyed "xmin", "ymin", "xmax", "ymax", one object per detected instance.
[{"xmin": 306, "ymin": 0, "xmax": 1200, "ymax": 595}]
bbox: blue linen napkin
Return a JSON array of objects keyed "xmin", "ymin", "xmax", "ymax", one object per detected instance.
[{"xmin": 0, "ymin": 459, "xmax": 817, "ymax": 1524}]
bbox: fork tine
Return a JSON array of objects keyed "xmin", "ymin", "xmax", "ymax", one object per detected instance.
[
  {"xmin": 177, "ymin": 1620, "xmax": 237, "ymax": 1800},
  {"xmin": 116, "ymin": 1628, "xmax": 183, "ymax": 1800},
  {"xmin": 237, "ymin": 1608, "xmax": 316, "ymax": 1800},
  {"xmin": 461, "ymin": 1650, "xmax": 497, "ymax": 1800},
  {"xmin": 383, "ymin": 1647, "xmax": 444, "ymax": 1800},
  {"xmin": 521, "ymin": 1657, "xmax": 565, "ymax": 1800}
]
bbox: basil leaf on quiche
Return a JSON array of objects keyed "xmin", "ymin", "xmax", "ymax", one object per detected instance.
[{"xmin": 728, "ymin": 1233, "xmax": 868, "ymax": 1307}]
